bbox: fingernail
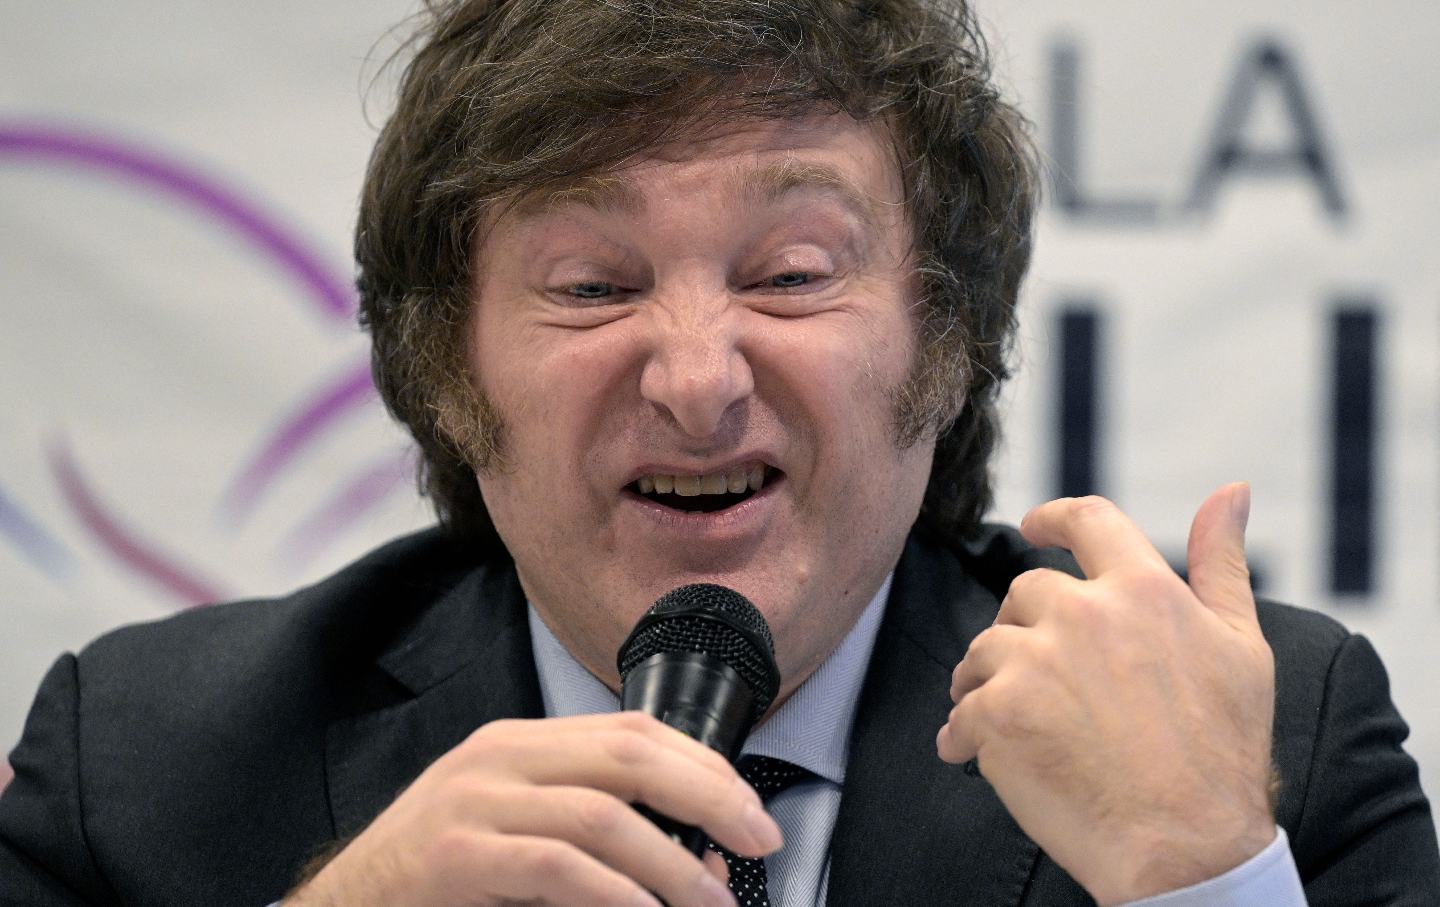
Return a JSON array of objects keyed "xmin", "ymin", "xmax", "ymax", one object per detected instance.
[
  {"xmin": 693, "ymin": 869, "xmax": 737, "ymax": 907},
  {"xmin": 1231, "ymin": 482, "xmax": 1251, "ymax": 531},
  {"xmin": 743, "ymin": 802, "xmax": 783, "ymax": 853}
]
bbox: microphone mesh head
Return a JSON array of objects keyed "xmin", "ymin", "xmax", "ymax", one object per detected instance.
[{"xmin": 617, "ymin": 584, "xmax": 780, "ymax": 719}]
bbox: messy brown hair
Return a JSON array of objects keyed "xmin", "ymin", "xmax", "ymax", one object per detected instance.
[{"xmin": 356, "ymin": 0, "xmax": 1037, "ymax": 552}]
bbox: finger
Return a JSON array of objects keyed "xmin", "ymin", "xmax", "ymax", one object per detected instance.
[
  {"xmin": 483, "ymin": 786, "xmax": 736, "ymax": 907},
  {"xmin": 950, "ymin": 625, "xmax": 1027, "ymax": 703},
  {"xmin": 472, "ymin": 724, "xmax": 778, "ymax": 858},
  {"xmin": 1019, "ymin": 495, "xmax": 1169, "ymax": 578},
  {"xmin": 703, "ymin": 849, "xmax": 730, "ymax": 887},
  {"xmin": 1185, "ymin": 482, "xmax": 1257, "ymax": 626},
  {"xmin": 474, "ymin": 713, "xmax": 736, "ymax": 781},
  {"xmin": 994, "ymin": 568, "xmax": 1085, "ymax": 628},
  {"xmin": 937, "ymin": 691, "xmax": 983, "ymax": 764},
  {"xmin": 469, "ymin": 833, "xmax": 667, "ymax": 907}
]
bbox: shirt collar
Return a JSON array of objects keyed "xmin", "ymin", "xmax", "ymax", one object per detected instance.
[{"xmin": 528, "ymin": 575, "xmax": 892, "ymax": 787}]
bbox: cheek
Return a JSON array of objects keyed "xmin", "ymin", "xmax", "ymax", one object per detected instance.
[
  {"xmin": 471, "ymin": 322, "xmax": 645, "ymax": 554},
  {"xmin": 804, "ymin": 312, "xmax": 914, "ymax": 439},
  {"xmin": 475, "ymin": 321, "xmax": 630, "ymax": 445},
  {"xmin": 806, "ymin": 313, "xmax": 927, "ymax": 511}
]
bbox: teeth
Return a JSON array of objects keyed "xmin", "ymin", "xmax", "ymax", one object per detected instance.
[
  {"xmin": 635, "ymin": 465, "xmax": 770, "ymax": 497},
  {"xmin": 673, "ymin": 475, "xmax": 702, "ymax": 496}
]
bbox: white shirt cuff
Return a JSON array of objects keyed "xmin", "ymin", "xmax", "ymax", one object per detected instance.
[{"xmin": 1118, "ymin": 826, "xmax": 1306, "ymax": 907}]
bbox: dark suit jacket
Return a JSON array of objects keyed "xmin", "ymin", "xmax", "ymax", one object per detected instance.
[{"xmin": 2, "ymin": 526, "xmax": 1436, "ymax": 905}]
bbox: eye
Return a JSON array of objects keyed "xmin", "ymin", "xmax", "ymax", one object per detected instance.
[
  {"xmin": 752, "ymin": 271, "xmax": 828, "ymax": 293},
  {"xmin": 766, "ymin": 272, "xmax": 811, "ymax": 288},
  {"xmin": 568, "ymin": 281, "xmax": 617, "ymax": 299}
]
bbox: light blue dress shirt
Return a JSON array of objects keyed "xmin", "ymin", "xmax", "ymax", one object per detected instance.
[{"xmin": 527, "ymin": 576, "xmax": 1309, "ymax": 907}]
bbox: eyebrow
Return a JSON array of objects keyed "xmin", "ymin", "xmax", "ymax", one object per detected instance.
[
  {"xmin": 743, "ymin": 159, "xmax": 887, "ymax": 232},
  {"xmin": 518, "ymin": 173, "xmax": 647, "ymax": 219},
  {"xmin": 510, "ymin": 159, "xmax": 889, "ymax": 232}
]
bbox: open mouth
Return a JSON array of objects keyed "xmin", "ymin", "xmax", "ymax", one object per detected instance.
[{"xmin": 627, "ymin": 464, "xmax": 779, "ymax": 514}]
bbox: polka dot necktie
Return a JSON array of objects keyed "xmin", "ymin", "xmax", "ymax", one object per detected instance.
[{"xmin": 708, "ymin": 755, "xmax": 810, "ymax": 907}]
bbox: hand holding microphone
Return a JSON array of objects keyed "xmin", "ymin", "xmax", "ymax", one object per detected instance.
[
  {"xmin": 285, "ymin": 585, "xmax": 781, "ymax": 907},
  {"xmin": 617, "ymin": 583, "xmax": 782, "ymax": 857}
]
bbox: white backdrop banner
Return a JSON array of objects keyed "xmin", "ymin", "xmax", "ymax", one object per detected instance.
[{"xmin": 2, "ymin": 1, "xmax": 1437, "ymax": 833}]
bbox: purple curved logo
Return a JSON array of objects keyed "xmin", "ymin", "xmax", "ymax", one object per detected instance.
[{"xmin": 0, "ymin": 121, "xmax": 413, "ymax": 607}]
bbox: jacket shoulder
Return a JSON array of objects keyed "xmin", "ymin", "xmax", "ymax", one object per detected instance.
[
  {"xmin": 77, "ymin": 527, "xmax": 480, "ymax": 692},
  {"xmin": 2, "ymin": 528, "xmax": 500, "ymax": 904}
]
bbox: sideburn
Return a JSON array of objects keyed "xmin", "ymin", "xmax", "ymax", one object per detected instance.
[{"xmin": 889, "ymin": 312, "xmax": 971, "ymax": 450}]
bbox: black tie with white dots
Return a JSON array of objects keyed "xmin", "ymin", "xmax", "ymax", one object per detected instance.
[{"xmin": 707, "ymin": 755, "xmax": 810, "ymax": 907}]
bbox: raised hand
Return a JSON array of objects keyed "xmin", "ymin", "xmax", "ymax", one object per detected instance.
[
  {"xmin": 287, "ymin": 712, "xmax": 776, "ymax": 907},
  {"xmin": 937, "ymin": 484, "xmax": 1276, "ymax": 906}
]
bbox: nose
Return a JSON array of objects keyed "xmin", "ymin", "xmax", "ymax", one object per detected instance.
[{"xmin": 638, "ymin": 306, "xmax": 755, "ymax": 440}]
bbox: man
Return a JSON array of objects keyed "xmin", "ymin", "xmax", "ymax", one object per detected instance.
[{"xmin": 2, "ymin": 1, "xmax": 1436, "ymax": 905}]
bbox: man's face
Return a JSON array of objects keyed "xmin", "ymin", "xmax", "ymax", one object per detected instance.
[{"xmin": 469, "ymin": 113, "xmax": 935, "ymax": 700}]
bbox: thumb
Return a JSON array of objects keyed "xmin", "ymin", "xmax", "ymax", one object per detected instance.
[{"xmin": 1186, "ymin": 482, "xmax": 1257, "ymax": 626}]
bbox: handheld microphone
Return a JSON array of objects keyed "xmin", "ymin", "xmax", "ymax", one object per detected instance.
[{"xmin": 616, "ymin": 583, "xmax": 780, "ymax": 856}]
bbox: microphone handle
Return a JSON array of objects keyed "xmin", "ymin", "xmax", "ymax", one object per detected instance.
[{"xmin": 621, "ymin": 652, "xmax": 757, "ymax": 856}]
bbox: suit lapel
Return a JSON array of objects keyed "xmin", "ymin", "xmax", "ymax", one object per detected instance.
[
  {"xmin": 324, "ymin": 559, "xmax": 544, "ymax": 839},
  {"xmin": 826, "ymin": 532, "xmax": 1042, "ymax": 906}
]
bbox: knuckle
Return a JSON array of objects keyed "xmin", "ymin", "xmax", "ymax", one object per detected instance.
[
  {"xmin": 953, "ymin": 692, "xmax": 983, "ymax": 742},
  {"xmin": 967, "ymin": 625, "xmax": 997, "ymax": 657},
  {"xmin": 571, "ymin": 790, "xmax": 628, "ymax": 839},
  {"xmin": 428, "ymin": 827, "xmax": 483, "ymax": 878},
  {"xmin": 1130, "ymin": 566, "xmax": 1185, "ymax": 602},
  {"xmin": 465, "ymin": 719, "xmax": 525, "ymax": 756},
  {"xmin": 467, "ymin": 836, "xmax": 599, "ymax": 906},
  {"xmin": 1071, "ymin": 494, "xmax": 1117, "ymax": 520},
  {"xmin": 977, "ymin": 678, "xmax": 1015, "ymax": 727},
  {"xmin": 601, "ymin": 727, "xmax": 661, "ymax": 767},
  {"xmin": 473, "ymin": 718, "xmax": 522, "ymax": 739},
  {"xmin": 951, "ymin": 657, "xmax": 967, "ymax": 684},
  {"xmin": 452, "ymin": 776, "xmax": 506, "ymax": 810},
  {"xmin": 967, "ymin": 692, "xmax": 1005, "ymax": 740},
  {"xmin": 970, "ymin": 680, "xmax": 1004, "ymax": 725},
  {"xmin": 1006, "ymin": 569, "xmax": 1038, "ymax": 599},
  {"xmin": 981, "ymin": 678, "xmax": 1033, "ymax": 739},
  {"xmin": 1016, "ymin": 631, "xmax": 1054, "ymax": 669},
  {"xmin": 612, "ymin": 710, "xmax": 659, "ymax": 733},
  {"xmin": 520, "ymin": 837, "xmax": 581, "ymax": 881},
  {"xmin": 462, "ymin": 737, "xmax": 509, "ymax": 768},
  {"xmin": 1218, "ymin": 551, "xmax": 1252, "ymax": 584},
  {"xmin": 954, "ymin": 690, "xmax": 980, "ymax": 729},
  {"xmin": 1060, "ymin": 584, "xmax": 1107, "ymax": 624}
]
